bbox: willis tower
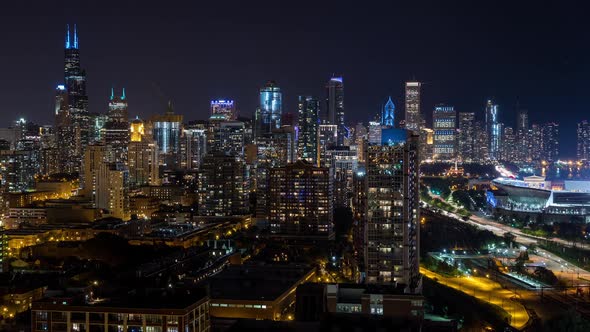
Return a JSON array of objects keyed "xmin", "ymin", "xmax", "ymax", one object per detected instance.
[{"xmin": 57, "ymin": 24, "xmax": 90, "ymax": 173}]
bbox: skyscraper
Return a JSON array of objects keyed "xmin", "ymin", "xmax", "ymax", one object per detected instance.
[
  {"xmin": 128, "ymin": 118, "xmax": 160, "ymax": 188},
  {"xmin": 361, "ymin": 129, "xmax": 420, "ymax": 290},
  {"xmin": 382, "ymin": 97, "xmax": 395, "ymax": 127},
  {"xmin": 404, "ymin": 82, "xmax": 421, "ymax": 131},
  {"xmin": 255, "ymin": 81, "xmax": 282, "ymax": 137},
  {"xmin": 197, "ymin": 152, "xmax": 248, "ymax": 216},
  {"xmin": 268, "ymin": 160, "xmax": 333, "ymax": 238},
  {"xmin": 297, "ymin": 96, "xmax": 320, "ymax": 165},
  {"xmin": 432, "ymin": 105, "xmax": 456, "ymax": 160},
  {"xmin": 457, "ymin": 112, "xmax": 475, "ymax": 161},
  {"xmin": 102, "ymin": 88, "xmax": 129, "ymax": 164},
  {"xmin": 516, "ymin": 108, "xmax": 529, "ymax": 163},
  {"xmin": 577, "ymin": 120, "xmax": 590, "ymax": 160},
  {"xmin": 151, "ymin": 102, "xmax": 183, "ymax": 168},
  {"xmin": 541, "ymin": 122, "xmax": 559, "ymax": 162},
  {"xmin": 210, "ymin": 99, "xmax": 237, "ymax": 120},
  {"xmin": 325, "ymin": 76, "xmax": 345, "ymax": 145},
  {"xmin": 485, "ymin": 100, "xmax": 500, "ymax": 160},
  {"xmin": 501, "ymin": 127, "xmax": 516, "ymax": 161},
  {"xmin": 63, "ymin": 24, "xmax": 90, "ymax": 171}
]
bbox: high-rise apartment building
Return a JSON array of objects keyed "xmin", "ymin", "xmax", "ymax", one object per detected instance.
[
  {"xmin": 432, "ymin": 105, "xmax": 456, "ymax": 160},
  {"xmin": 516, "ymin": 108, "xmax": 529, "ymax": 163},
  {"xmin": 457, "ymin": 112, "xmax": 475, "ymax": 161},
  {"xmin": 255, "ymin": 81, "xmax": 282, "ymax": 137},
  {"xmin": 485, "ymin": 100, "xmax": 500, "ymax": 160},
  {"xmin": 197, "ymin": 152, "xmax": 248, "ymax": 216},
  {"xmin": 325, "ymin": 77, "xmax": 346, "ymax": 145},
  {"xmin": 578, "ymin": 121, "xmax": 590, "ymax": 160},
  {"xmin": 361, "ymin": 129, "xmax": 420, "ymax": 291},
  {"xmin": 501, "ymin": 127, "xmax": 516, "ymax": 161},
  {"xmin": 404, "ymin": 82, "xmax": 421, "ymax": 131},
  {"xmin": 297, "ymin": 96, "xmax": 320, "ymax": 165},
  {"xmin": 541, "ymin": 122, "xmax": 559, "ymax": 162},
  {"xmin": 268, "ymin": 161, "xmax": 333, "ymax": 238}
]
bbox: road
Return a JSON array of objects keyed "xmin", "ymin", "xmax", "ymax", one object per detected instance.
[
  {"xmin": 422, "ymin": 204, "xmax": 590, "ymax": 285},
  {"xmin": 421, "ymin": 267, "xmax": 530, "ymax": 330}
]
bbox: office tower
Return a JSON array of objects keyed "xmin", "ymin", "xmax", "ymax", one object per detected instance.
[
  {"xmin": 297, "ymin": 96, "xmax": 320, "ymax": 165},
  {"xmin": 516, "ymin": 109, "xmax": 529, "ymax": 163},
  {"xmin": 325, "ymin": 76, "xmax": 346, "ymax": 145},
  {"xmin": 485, "ymin": 100, "xmax": 500, "ymax": 160},
  {"xmin": 368, "ymin": 121, "xmax": 383, "ymax": 146},
  {"xmin": 354, "ymin": 123, "xmax": 368, "ymax": 163},
  {"xmin": 382, "ymin": 97, "xmax": 395, "ymax": 127},
  {"xmin": 63, "ymin": 24, "xmax": 90, "ymax": 172},
  {"xmin": 255, "ymin": 81, "xmax": 282, "ymax": 137},
  {"xmin": 419, "ymin": 128, "xmax": 434, "ymax": 161},
  {"xmin": 404, "ymin": 82, "xmax": 421, "ymax": 131},
  {"xmin": 211, "ymin": 99, "xmax": 237, "ymax": 120},
  {"xmin": 212, "ymin": 121, "xmax": 245, "ymax": 157},
  {"xmin": 268, "ymin": 160, "xmax": 333, "ymax": 238},
  {"xmin": 362, "ymin": 129, "xmax": 420, "ymax": 290},
  {"xmin": 198, "ymin": 152, "xmax": 248, "ymax": 216},
  {"xmin": 457, "ymin": 112, "xmax": 475, "ymax": 161},
  {"xmin": 128, "ymin": 119, "xmax": 160, "ymax": 187},
  {"xmin": 501, "ymin": 127, "xmax": 516, "ymax": 161},
  {"xmin": 473, "ymin": 121, "xmax": 489, "ymax": 161},
  {"xmin": 151, "ymin": 102, "xmax": 183, "ymax": 168},
  {"xmin": 102, "ymin": 88, "xmax": 129, "ymax": 164},
  {"xmin": 541, "ymin": 122, "xmax": 559, "ymax": 162},
  {"xmin": 92, "ymin": 113, "xmax": 109, "ymax": 143},
  {"xmin": 432, "ymin": 105, "xmax": 456, "ymax": 160},
  {"xmin": 318, "ymin": 124, "xmax": 338, "ymax": 167},
  {"xmin": 578, "ymin": 121, "xmax": 590, "ymax": 160},
  {"xmin": 0, "ymin": 150, "xmax": 38, "ymax": 192},
  {"xmin": 529, "ymin": 124, "xmax": 543, "ymax": 162}
]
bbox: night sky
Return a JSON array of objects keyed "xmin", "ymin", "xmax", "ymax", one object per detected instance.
[{"xmin": 0, "ymin": 1, "xmax": 588, "ymax": 157}]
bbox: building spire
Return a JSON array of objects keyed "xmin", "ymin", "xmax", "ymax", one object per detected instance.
[
  {"xmin": 122, "ymin": 88, "xmax": 126, "ymax": 100},
  {"xmin": 110, "ymin": 87, "xmax": 114, "ymax": 100},
  {"xmin": 73, "ymin": 24, "xmax": 79, "ymax": 49},
  {"xmin": 65, "ymin": 24, "xmax": 70, "ymax": 49}
]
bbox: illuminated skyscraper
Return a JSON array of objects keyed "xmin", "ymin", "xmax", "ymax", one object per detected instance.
[
  {"xmin": 151, "ymin": 102, "xmax": 183, "ymax": 168},
  {"xmin": 128, "ymin": 118, "xmax": 160, "ymax": 187},
  {"xmin": 210, "ymin": 99, "xmax": 237, "ymax": 120},
  {"xmin": 102, "ymin": 88, "xmax": 129, "ymax": 163},
  {"xmin": 255, "ymin": 81, "xmax": 282, "ymax": 137},
  {"xmin": 457, "ymin": 112, "xmax": 475, "ymax": 161},
  {"xmin": 432, "ymin": 105, "xmax": 456, "ymax": 160},
  {"xmin": 63, "ymin": 24, "xmax": 90, "ymax": 172},
  {"xmin": 577, "ymin": 120, "xmax": 590, "ymax": 160},
  {"xmin": 541, "ymin": 122, "xmax": 559, "ymax": 162},
  {"xmin": 501, "ymin": 127, "xmax": 517, "ymax": 161},
  {"xmin": 485, "ymin": 100, "xmax": 500, "ymax": 160},
  {"xmin": 361, "ymin": 129, "xmax": 420, "ymax": 290},
  {"xmin": 318, "ymin": 124, "xmax": 338, "ymax": 167},
  {"xmin": 516, "ymin": 108, "xmax": 529, "ymax": 163},
  {"xmin": 404, "ymin": 82, "xmax": 421, "ymax": 131},
  {"xmin": 382, "ymin": 97, "xmax": 395, "ymax": 127},
  {"xmin": 297, "ymin": 96, "xmax": 320, "ymax": 165},
  {"xmin": 325, "ymin": 76, "xmax": 346, "ymax": 145}
]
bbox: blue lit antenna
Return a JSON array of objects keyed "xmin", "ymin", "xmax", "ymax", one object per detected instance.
[
  {"xmin": 122, "ymin": 88, "xmax": 126, "ymax": 100},
  {"xmin": 73, "ymin": 24, "xmax": 79, "ymax": 49},
  {"xmin": 65, "ymin": 24, "xmax": 70, "ymax": 49},
  {"xmin": 110, "ymin": 87, "xmax": 114, "ymax": 100}
]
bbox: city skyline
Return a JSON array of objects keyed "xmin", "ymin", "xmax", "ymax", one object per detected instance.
[{"xmin": 0, "ymin": 1, "xmax": 588, "ymax": 157}]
